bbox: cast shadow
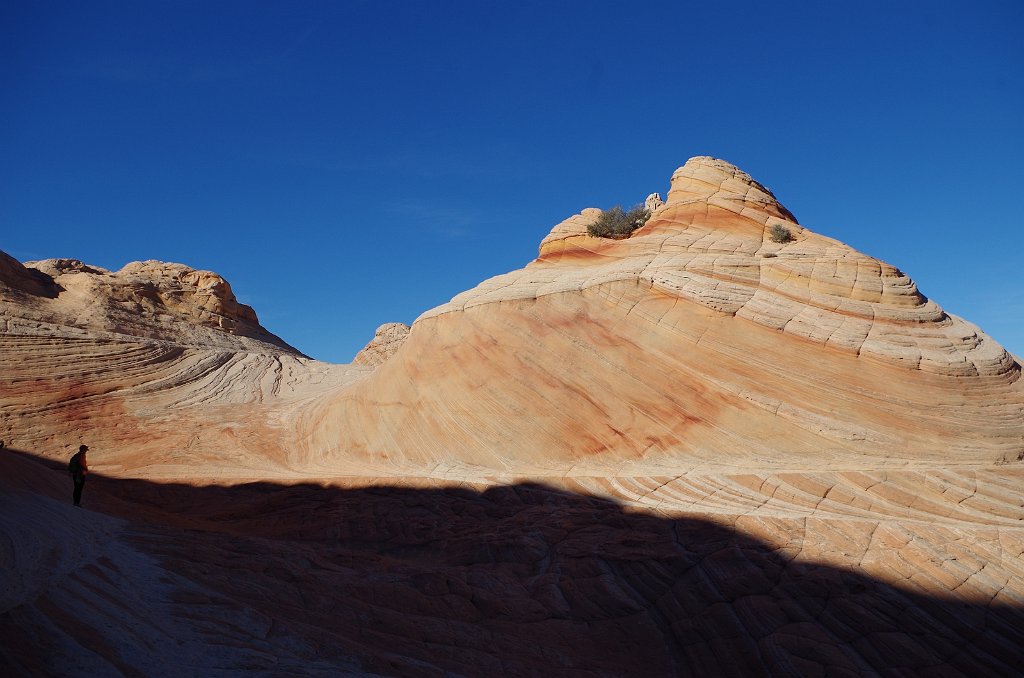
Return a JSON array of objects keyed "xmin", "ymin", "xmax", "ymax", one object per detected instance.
[{"xmin": 2, "ymin": 447, "xmax": 1022, "ymax": 677}]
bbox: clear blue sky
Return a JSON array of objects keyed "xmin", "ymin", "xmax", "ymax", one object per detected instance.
[{"xmin": 3, "ymin": 1, "xmax": 1022, "ymax": 363}]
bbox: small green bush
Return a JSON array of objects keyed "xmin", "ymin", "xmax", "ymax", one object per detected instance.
[
  {"xmin": 769, "ymin": 223, "xmax": 794, "ymax": 243},
  {"xmin": 587, "ymin": 204, "xmax": 650, "ymax": 238}
]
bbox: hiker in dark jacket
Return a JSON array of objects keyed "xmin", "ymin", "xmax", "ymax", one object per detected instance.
[{"xmin": 69, "ymin": 444, "xmax": 89, "ymax": 506}]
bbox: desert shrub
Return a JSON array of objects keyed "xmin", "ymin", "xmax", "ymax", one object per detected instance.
[
  {"xmin": 588, "ymin": 204, "xmax": 650, "ymax": 238},
  {"xmin": 769, "ymin": 223, "xmax": 794, "ymax": 243}
]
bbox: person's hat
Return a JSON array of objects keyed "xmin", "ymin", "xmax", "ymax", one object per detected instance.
[{"xmin": 79, "ymin": 444, "xmax": 89, "ymax": 452}]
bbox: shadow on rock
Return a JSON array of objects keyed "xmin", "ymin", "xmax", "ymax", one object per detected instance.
[{"xmin": 2, "ymin": 448, "xmax": 1022, "ymax": 677}]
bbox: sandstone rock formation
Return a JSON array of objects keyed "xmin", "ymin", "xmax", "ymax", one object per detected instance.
[
  {"xmin": 303, "ymin": 156, "xmax": 1023, "ymax": 477},
  {"xmin": 0, "ymin": 250, "xmax": 61, "ymax": 299},
  {"xmin": 0, "ymin": 255, "xmax": 367, "ymax": 476},
  {"xmin": 2, "ymin": 157, "xmax": 1023, "ymax": 675},
  {"xmin": 1, "ymin": 256, "xmax": 295, "ymax": 351},
  {"xmin": 353, "ymin": 322, "xmax": 411, "ymax": 367},
  {"xmin": 645, "ymin": 191, "xmax": 664, "ymax": 212},
  {"xmin": 4, "ymin": 455, "xmax": 1022, "ymax": 676}
]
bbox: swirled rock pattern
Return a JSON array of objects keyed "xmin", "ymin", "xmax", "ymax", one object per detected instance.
[
  {"xmin": 306, "ymin": 157, "xmax": 1023, "ymax": 476},
  {"xmin": 2, "ymin": 458, "xmax": 1023, "ymax": 676},
  {"xmin": 2, "ymin": 157, "xmax": 1023, "ymax": 675},
  {"xmin": 0, "ymin": 255, "xmax": 367, "ymax": 477}
]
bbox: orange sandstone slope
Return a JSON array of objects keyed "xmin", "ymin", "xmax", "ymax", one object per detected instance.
[
  {"xmin": 299, "ymin": 157, "xmax": 1024, "ymax": 476},
  {"xmin": 1, "ymin": 156, "xmax": 1021, "ymax": 480}
]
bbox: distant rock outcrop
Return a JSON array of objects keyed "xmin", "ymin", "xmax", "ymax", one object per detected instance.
[
  {"xmin": 2, "ymin": 257, "xmax": 296, "ymax": 352},
  {"xmin": 353, "ymin": 322, "xmax": 410, "ymax": 366},
  {"xmin": 0, "ymin": 250, "xmax": 61, "ymax": 299},
  {"xmin": 0, "ymin": 254, "xmax": 365, "ymax": 466},
  {"xmin": 644, "ymin": 192, "xmax": 664, "ymax": 212}
]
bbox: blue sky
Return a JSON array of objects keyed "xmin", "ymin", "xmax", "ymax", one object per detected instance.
[{"xmin": 3, "ymin": 1, "xmax": 1022, "ymax": 362}]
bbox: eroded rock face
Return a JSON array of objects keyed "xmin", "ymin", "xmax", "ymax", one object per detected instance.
[
  {"xmin": 118, "ymin": 260, "xmax": 262, "ymax": 329},
  {"xmin": 0, "ymin": 250, "xmax": 61, "ymax": 299},
  {"xmin": 644, "ymin": 192, "xmax": 664, "ymax": 212},
  {"xmin": 2, "ymin": 257, "xmax": 293, "ymax": 351},
  {"xmin": 353, "ymin": 322, "xmax": 411, "ymax": 367}
]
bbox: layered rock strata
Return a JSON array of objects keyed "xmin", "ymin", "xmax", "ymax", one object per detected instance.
[
  {"xmin": 300, "ymin": 157, "xmax": 1023, "ymax": 476},
  {"xmin": 2, "ymin": 257, "xmax": 295, "ymax": 351},
  {"xmin": 0, "ymin": 256, "xmax": 366, "ymax": 475},
  {"xmin": 2, "ymin": 157, "xmax": 1021, "ymax": 477},
  {"xmin": 3, "ymin": 456, "xmax": 1022, "ymax": 676},
  {"xmin": 2, "ymin": 157, "xmax": 1023, "ymax": 675}
]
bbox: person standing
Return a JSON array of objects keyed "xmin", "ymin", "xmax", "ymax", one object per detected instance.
[{"xmin": 69, "ymin": 444, "xmax": 89, "ymax": 506}]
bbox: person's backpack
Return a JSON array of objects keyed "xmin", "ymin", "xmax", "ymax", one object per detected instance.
[{"xmin": 68, "ymin": 452, "xmax": 81, "ymax": 475}]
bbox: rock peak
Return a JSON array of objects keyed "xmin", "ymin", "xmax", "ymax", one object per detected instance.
[
  {"xmin": 353, "ymin": 322, "xmax": 411, "ymax": 366},
  {"xmin": 537, "ymin": 158, "xmax": 797, "ymax": 259},
  {"xmin": 669, "ymin": 156, "xmax": 797, "ymax": 224},
  {"xmin": 442, "ymin": 159, "xmax": 1015, "ymax": 388}
]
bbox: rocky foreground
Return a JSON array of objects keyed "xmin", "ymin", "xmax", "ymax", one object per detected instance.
[
  {"xmin": 3, "ymin": 449, "xmax": 1023, "ymax": 676},
  {"xmin": 2, "ymin": 157, "xmax": 1023, "ymax": 675}
]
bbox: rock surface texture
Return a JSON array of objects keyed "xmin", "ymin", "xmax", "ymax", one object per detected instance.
[
  {"xmin": 307, "ymin": 156, "xmax": 1023, "ymax": 476},
  {"xmin": 2, "ymin": 157, "xmax": 1023, "ymax": 676},
  {"xmin": 353, "ymin": 322, "xmax": 411, "ymax": 367}
]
